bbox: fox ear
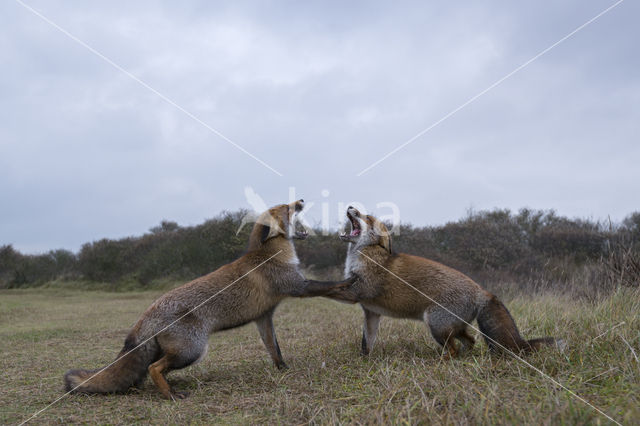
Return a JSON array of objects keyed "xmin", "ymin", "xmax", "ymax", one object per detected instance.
[
  {"xmin": 375, "ymin": 222, "xmax": 392, "ymax": 253},
  {"xmin": 379, "ymin": 233, "xmax": 392, "ymax": 253},
  {"xmin": 260, "ymin": 210, "xmax": 285, "ymax": 243},
  {"xmin": 260, "ymin": 223, "xmax": 280, "ymax": 243}
]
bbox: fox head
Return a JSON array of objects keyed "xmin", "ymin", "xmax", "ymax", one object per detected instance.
[
  {"xmin": 340, "ymin": 206, "xmax": 392, "ymax": 253},
  {"xmin": 249, "ymin": 199, "xmax": 308, "ymax": 248}
]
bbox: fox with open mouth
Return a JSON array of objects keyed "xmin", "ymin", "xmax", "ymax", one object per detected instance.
[
  {"xmin": 328, "ymin": 206, "xmax": 563, "ymax": 358},
  {"xmin": 64, "ymin": 200, "xmax": 355, "ymax": 400}
]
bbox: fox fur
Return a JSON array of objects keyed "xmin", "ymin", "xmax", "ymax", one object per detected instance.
[
  {"xmin": 64, "ymin": 200, "xmax": 353, "ymax": 400},
  {"xmin": 328, "ymin": 206, "xmax": 563, "ymax": 358}
]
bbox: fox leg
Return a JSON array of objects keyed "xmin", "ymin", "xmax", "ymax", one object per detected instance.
[
  {"xmin": 325, "ymin": 286, "xmax": 360, "ymax": 304},
  {"xmin": 430, "ymin": 329, "xmax": 458, "ymax": 359},
  {"xmin": 427, "ymin": 310, "xmax": 462, "ymax": 359},
  {"xmin": 361, "ymin": 307, "xmax": 381, "ymax": 355},
  {"xmin": 150, "ymin": 328, "xmax": 208, "ymax": 400},
  {"xmin": 289, "ymin": 275, "xmax": 357, "ymax": 297},
  {"xmin": 255, "ymin": 308, "xmax": 287, "ymax": 370},
  {"xmin": 456, "ymin": 328, "xmax": 475, "ymax": 355},
  {"xmin": 148, "ymin": 355, "xmax": 188, "ymax": 400}
]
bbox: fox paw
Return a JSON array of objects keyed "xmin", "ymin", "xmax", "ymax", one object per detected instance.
[{"xmin": 170, "ymin": 391, "xmax": 190, "ymax": 400}]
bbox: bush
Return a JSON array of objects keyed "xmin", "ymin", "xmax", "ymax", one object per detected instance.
[
  {"xmin": 0, "ymin": 245, "xmax": 78, "ymax": 288},
  {"xmin": 3, "ymin": 208, "xmax": 639, "ymax": 296}
]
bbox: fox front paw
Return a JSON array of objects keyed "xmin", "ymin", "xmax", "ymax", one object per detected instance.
[{"xmin": 325, "ymin": 287, "xmax": 360, "ymax": 304}]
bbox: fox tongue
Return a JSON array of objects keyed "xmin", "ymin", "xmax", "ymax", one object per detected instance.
[{"xmin": 350, "ymin": 228, "xmax": 361, "ymax": 236}]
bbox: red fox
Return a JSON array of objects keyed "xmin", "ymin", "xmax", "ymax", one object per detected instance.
[
  {"xmin": 64, "ymin": 200, "xmax": 353, "ymax": 400},
  {"xmin": 327, "ymin": 206, "xmax": 563, "ymax": 358}
]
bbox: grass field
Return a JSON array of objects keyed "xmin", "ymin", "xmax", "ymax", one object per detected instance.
[{"xmin": 1, "ymin": 286, "xmax": 638, "ymax": 425}]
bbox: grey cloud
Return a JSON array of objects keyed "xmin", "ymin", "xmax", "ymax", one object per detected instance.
[{"xmin": 1, "ymin": 0, "xmax": 638, "ymax": 253}]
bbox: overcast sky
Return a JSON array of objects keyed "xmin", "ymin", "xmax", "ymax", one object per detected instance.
[{"xmin": 1, "ymin": 0, "xmax": 638, "ymax": 254}]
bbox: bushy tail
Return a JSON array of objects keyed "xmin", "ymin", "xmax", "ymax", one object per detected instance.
[
  {"xmin": 64, "ymin": 333, "xmax": 159, "ymax": 394},
  {"xmin": 477, "ymin": 295, "xmax": 563, "ymax": 353}
]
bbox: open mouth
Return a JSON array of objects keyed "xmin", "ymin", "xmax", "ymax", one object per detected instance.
[
  {"xmin": 292, "ymin": 200, "xmax": 308, "ymax": 239},
  {"xmin": 293, "ymin": 222, "xmax": 308, "ymax": 239},
  {"xmin": 340, "ymin": 210, "xmax": 361, "ymax": 241}
]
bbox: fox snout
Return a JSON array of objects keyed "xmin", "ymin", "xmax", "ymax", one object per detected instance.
[
  {"xmin": 341, "ymin": 207, "xmax": 363, "ymax": 242},
  {"xmin": 292, "ymin": 199, "xmax": 308, "ymax": 239}
]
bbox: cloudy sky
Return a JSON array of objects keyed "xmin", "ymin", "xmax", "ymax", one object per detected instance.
[{"xmin": 1, "ymin": 0, "xmax": 638, "ymax": 253}]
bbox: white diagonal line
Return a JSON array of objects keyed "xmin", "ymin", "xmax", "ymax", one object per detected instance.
[
  {"xmin": 14, "ymin": 0, "xmax": 283, "ymax": 177},
  {"xmin": 18, "ymin": 250, "xmax": 282, "ymax": 425},
  {"xmin": 357, "ymin": 250, "xmax": 621, "ymax": 425},
  {"xmin": 356, "ymin": 0, "xmax": 625, "ymax": 176},
  {"xmin": 592, "ymin": 321, "xmax": 625, "ymax": 341}
]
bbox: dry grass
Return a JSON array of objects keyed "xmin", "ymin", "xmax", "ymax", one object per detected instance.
[{"xmin": 1, "ymin": 286, "xmax": 638, "ymax": 425}]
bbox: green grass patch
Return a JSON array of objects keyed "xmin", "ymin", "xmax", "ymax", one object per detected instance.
[{"xmin": 1, "ymin": 287, "xmax": 638, "ymax": 424}]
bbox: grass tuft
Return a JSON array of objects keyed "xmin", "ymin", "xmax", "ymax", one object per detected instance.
[{"xmin": 0, "ymin": 286, "xmax": 638, "ymax": 424}]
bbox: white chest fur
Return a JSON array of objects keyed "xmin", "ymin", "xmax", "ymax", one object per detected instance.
[
  {"xmin": 344, "ymin": 244, "xmax": 366, "ymax": 278},
  {"xmin": 282, "ymin": 242, "xmax": 300, "ymax": 265}
]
